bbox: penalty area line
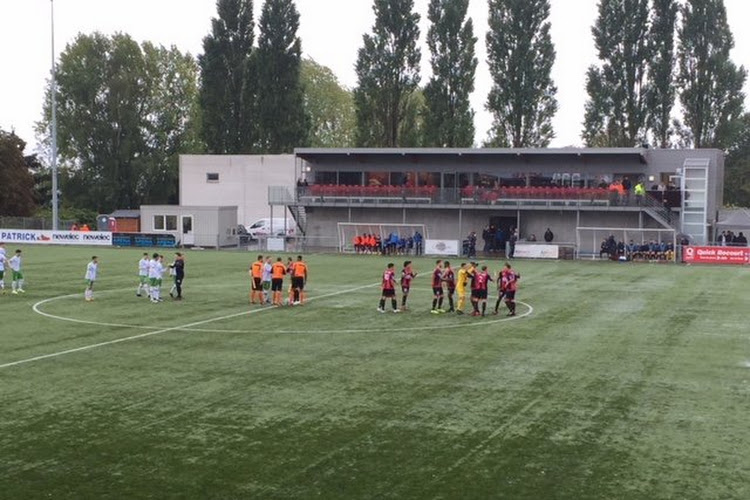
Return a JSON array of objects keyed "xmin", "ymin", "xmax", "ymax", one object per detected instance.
[{"xmin": 1, "ymin": 282, "xmax": 378, "ymax": 370}]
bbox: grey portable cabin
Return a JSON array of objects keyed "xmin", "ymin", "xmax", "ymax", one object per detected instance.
[{"xmin": 139, "ymin": 205, "xmax": 238, "ymax": 247}]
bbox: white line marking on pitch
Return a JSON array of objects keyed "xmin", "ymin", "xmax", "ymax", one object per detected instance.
[
  {"xmin": 184, "ymin": 301, "xmax": 534, "ymax": 334},
  {"xmin": 1, "ymin": 282, "xmax": 378, "ymax": 370}
]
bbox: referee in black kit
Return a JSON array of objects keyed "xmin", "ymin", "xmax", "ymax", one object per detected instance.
[{"xmin": 169, "ymin": 252, "xmax": 185, "ymax": 300}]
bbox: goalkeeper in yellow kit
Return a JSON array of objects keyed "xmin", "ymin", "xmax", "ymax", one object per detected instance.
[{"xmin": 455, "ymin": 262, "xmax": 471, "ymax": 314}]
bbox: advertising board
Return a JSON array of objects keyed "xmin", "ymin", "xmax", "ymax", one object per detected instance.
[
  {"xmin": 682, "ymin": 245, "xmax": 750, "ymax": 265},
  {"xmin": 425, "ymin": 239, "xmax": 460, "ymax": 256},
  {"xmin": 513, "ymin": 244, "xmax": 559, "ymax": 259},
  {"xmin": 0, "ymin": 229, "xmax": 112, "ymax": 246}
]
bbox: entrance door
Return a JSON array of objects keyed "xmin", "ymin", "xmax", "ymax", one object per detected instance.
[
  {"xmin": 181, "ymin": 215, "xmax": 195, "ymax": 246},
  {"xmin": 488, "ymin": 216, "xmax": 517, "ymax": 256}
]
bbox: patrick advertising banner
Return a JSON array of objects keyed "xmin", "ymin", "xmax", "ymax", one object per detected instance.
[
  {"xmin": 0, "ymin": 229, "xmax": 112, "ymax": 246},
  {"xmin": 682, "ymin": 245, "xmax": 750, "ymax": 265}
]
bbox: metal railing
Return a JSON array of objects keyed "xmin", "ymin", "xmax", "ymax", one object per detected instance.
[
  {"xmin": 281, "ymin": 185, "xmax": 683, "ymax": 210},
  {"xmin": 0, "ymin": 216, "xmax": 75, "ymax": 230}
]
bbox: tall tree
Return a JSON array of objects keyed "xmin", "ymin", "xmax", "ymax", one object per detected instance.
[
  {"xmin": 37, "ymin": 33, "xmax": 201, "ymax": 212},
  {"xmin": 583, "ymin": 0, "xmax": 651, "ymax": 147},
  {"xmin": 255, "ymin": 0, "xmax": 309, "ymax": 153},
  {"xmin": 141, "ymin": 43, "xmax": 203, "ymax": 204},
  {"xmin": 485, "ymin": 0, "xmax": 557, "ymax": 148},
  {"xmin": 675, "ymin": 0, "xmax": 746, "ymax": 148},
  {"xmin": 300, "ymin": 59, "xmax": 356, "ymax": 148},
  {"xmin": 0, "ymin": 130, "xmax": 37, "ymax": 216},
  {"xmin": 647, "ymin": 0, "xmax": 678, "ymax": 148},
  {"xmin": 423, "ymin": 0, "xmax": 477, "ymax": 148},
  {"xmin": 354, "ymin": 0, "xmax": 421, "ymax": 147},
  {"xmin": 724, "ymin": 113, "xmax": 750, "ymax": 206},
  {"xmin": 198, "ymin": 0, "xmax": 256, "ymax": 154}
]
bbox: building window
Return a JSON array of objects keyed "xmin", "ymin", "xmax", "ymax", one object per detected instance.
[
  {"xmin": 153, "ymin": 215, "xmax": 178, "ymax": 231},
  {"xmin": 206, "ymin": 172, "xmax": 220, "ymax": 182}
]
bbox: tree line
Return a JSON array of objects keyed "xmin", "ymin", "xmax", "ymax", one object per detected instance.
[{"xmin": 2, "ymin": 0, "xmax": 748, "ymax": 217}]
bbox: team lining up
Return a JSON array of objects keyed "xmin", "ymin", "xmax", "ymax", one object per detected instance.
[{"xmin": 379, "ymin": 260, "xmax": 520, "ymax": 317}]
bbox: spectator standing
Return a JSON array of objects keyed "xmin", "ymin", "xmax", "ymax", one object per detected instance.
[
  {"xmin": 508, "ymin": 229, "xmax": 518, "ymax": 258},
  {"xmin": 467, "ymin": 232, "xmax": 477, "ymax": 258},
  {"xmin": 634, "ymin": 181, "xmax": 645, "ymax": 205},
  {"xmin": 544, "ymin": 228, "xmax": 554, "ymax": 242},
  {"xmin": 413, "ymin": 231, "xmax": 423, "ymax": 256}
]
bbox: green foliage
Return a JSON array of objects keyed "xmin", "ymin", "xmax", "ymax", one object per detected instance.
[
  {"xmin": 723, "ymin": 113, "xmax": 750, "ymax": 206},
  {"xmin": 198, "ymin": 0, "xmax": 257, "ymax": 154},
  {"xmin": 255, "ymin": 0, "xmax": 309, "ymax": 153},
  {"xmin": 354, "ymin": 0, "xmax": 422, "ymax": 147},
  {"xmin": 300, "ymin": 59, "xmax": 356, "ymax": 148},
  {"xmin": 37, "ymin": 32, "xmax": 201, "ymax": 213},
  {"xmin": 647, "ymin": 0, "xmax": 678, "ymax": 148},
  {"xmin": 0, "ymin": 130, "xmax": 36, "ymax": 216},
  {"xmin": 35, "ymin": 206, "xmax": 98, "ymax": 227},
  {"xmin": 423, "ymin": 0, "xmax": 477, "ymax": 148},
  {"xmin": 485, "ymin": 0, "xmax": 557, "ymax": 148},
  {"xmin": 583, "ymin": 0, "xmax": 651, "ymax": 147},
  {"xmin": 675, "ymin": 0, "xmax": 747, "ymax": 149}
]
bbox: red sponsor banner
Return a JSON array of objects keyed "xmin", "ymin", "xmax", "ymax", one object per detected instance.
[{"xmin": 682, "ymin": 245, "xmax": 750, "ymax": 265}]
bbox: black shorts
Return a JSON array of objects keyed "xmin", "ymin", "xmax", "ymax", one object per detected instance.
[
  {"xmin": 291, "ymin": 276, "xmax": 305, "ymax": 290},
  {"xmin": 432, "ymin": 287, "xmax": 444, "ymax": 296},
  {"xmin": 447, "ymin": 287, "xmax": 455, "ymax": 295},
  {"xmin": 252, "ymin": 277, "xmax": 263, "ymax": 291},
  {"xmin": 382, "ymin": 288, "xmax": 396, "ymax": 298},
  {"xmin": 474, "ymin": 290, "xmax": 488, "ymax": 300},
  {"xmin": 504, "ymin": 290, "xmax": 516, "ymax": 300},
  {"xmin": 271, "ymin": 278, "xmax": 283, "ymax": 292}
]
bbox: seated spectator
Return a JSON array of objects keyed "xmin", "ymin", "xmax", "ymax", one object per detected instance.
[
  {"xmin": 599, "ymin": 238, "xmax": 610, "ymax": 259},
  {"xmin": 527, "ymin": 234, "xmax": 537, "ymax": 242}
]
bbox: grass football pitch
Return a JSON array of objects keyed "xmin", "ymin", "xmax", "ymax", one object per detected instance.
[{"xmin": 1, "ymin": 246, "xmax": 749, "ymax": 499}]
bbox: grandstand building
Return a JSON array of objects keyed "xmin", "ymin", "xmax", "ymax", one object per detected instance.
[{"xmin": 270, "ymin": 147, "xmax": 724, "ymax": 250}]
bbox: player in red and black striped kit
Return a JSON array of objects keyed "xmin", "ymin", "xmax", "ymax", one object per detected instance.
[
  {"xmin": 378, "ymin": 263, "xmax": 400, "ymax": 313},
  {"xmin": 442, "ymin": 261, "xmax": 456, "ymax": 312},
  {"xmin": 400, "ymin": 260, "xmax": 417, "ymax": 310},
  {"xmin": 500, "ymin": 262, "xmax": 519, "ymax": 316},
  {"xmin": 471, "ymin": 265, "xmax": 492, "ymax": 316}
]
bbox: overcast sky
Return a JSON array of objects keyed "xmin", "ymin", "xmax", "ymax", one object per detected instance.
[{"xmin": 1, "ymin": 0, "xmax": 749, "ymax": 153}]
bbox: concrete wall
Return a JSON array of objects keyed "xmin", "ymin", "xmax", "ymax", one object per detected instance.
[
  {"xmin": 179, "ymin": 155, "xmax": 296, "ymax": 226},
  {"xmin": 304, "ymin": 207, "xmax": 666, "ymax": 249}
]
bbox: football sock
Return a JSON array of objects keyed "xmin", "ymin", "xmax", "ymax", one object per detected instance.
[
  {"xmin": 432, "ymin": 298, "xmax": 437, "ymax": 310},
  {"xmin": 481, "ymin": 302, "xmax": 486, "ymax": 315},
  {"xmin": 448, "ymin": 296, "xmax": 454, "ymax": 310},
  {"xmin": 391, "ymin": 299, "xmax": 397, "ymax": 310},
  {"xmin": 472, "ymin": 300, "xmax": 479, "ymax": 313},
  {"xmin": 495, "ymin": 298, "xmax": 501, "ymax": 312},
  {"xmin": 379, "ymin": 299, "xmax": 385, "ymax": 309}
]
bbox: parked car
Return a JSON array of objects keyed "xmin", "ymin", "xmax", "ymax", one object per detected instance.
[{"xmin": 245, "ymin": 218, "xmax": 297, "ymax": 239}]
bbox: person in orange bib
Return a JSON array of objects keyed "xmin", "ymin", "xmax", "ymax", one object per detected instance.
[
  {"xmin": 271, "ymin": 257, "xmax": 286, "ymax": 306},
  {"xmin": 249, "ymin": 255, "xmax": 264, "ymax": 304},
  {"xmin": 290, "ymin": 255, "xmax": 308, "ymax": 305}
]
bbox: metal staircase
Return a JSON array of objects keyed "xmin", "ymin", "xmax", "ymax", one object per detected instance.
[
  {"xmin": 289, "ymin": 204, "xmax": 307, "ymax": 236},
  {"xmin": 641, "ymin": 194, "xmax": 679, "ymax": 230}
]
